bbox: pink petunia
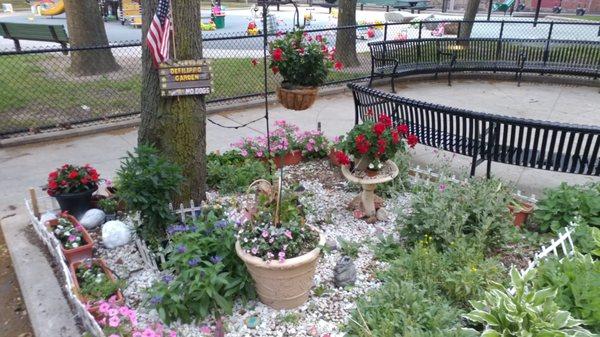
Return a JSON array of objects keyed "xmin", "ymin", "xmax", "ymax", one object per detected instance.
[
  {"xmin": 108, "ymin": 316, "xmax": 120, "ymax": 328},
  {"xmin": 98, "ymin": 302, "xmax": 110, "ymax": 313},
  {"xmin": 284, "ymin": 230, "xmax": 293, "ymax": 239}
]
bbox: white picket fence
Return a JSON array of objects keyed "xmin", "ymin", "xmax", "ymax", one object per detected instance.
[{"xmin": 520, "ymin": 226, "xmax": 575, "ymax": 275}]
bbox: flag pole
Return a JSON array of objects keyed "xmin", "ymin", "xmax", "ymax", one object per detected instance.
[{"xmin": 169, "ymin": 0, "xmax": 178, "ymax": 61}]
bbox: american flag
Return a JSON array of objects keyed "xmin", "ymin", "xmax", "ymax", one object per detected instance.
[{"xmin": 146, "ymin": 0, "xmax": 171, "ymax": 67}]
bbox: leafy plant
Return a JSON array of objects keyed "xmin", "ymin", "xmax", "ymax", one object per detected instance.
[
  {"xmin": 148, "ymin": 203, "xmax": 255, "ymax": 323},
  {"xmin": 534, "ymin": 253, "xmax": 600, "ymax": 331},
  {"xmin": 465, "ymin": 267, "xmax": 595, "ymax": 337},
  {"xmin": 278, "ymin": 312, "xmax": 301, "ymax": 325},
  {"xmin": 97, "ymin": 198, "xmax": 117, "ymax": 214},
  {"xmin": 313, "ymin": 284, "xmax": 328, "ymax": 297},
  {"xmin": 50, "ymin": 214, "xmax": 87, "ymax": 249},
  {"xmin": 116, "ymin": 145, "xmax": 183, "ymax": 247},
  {"xmin": 401, "ymin": 178, "xmax": 515, "ymax": 251},
  {"xmin": 296, "ymin": 129, "xmax": 330, "ymax": 159},
  {"xmin": 339, "ymin": 238, "xmax": 361, "ymax": 258},
  {"xmin": 76, "ymin": 261, "xmax": 123, "ymax": 302},
  {"xmin": 46, "ymin": 163, "xmax": 100, "ymax": 196},
  {"xmin": 207, "ymin": 150, "xmax": 270, "ymax": 194},
  {"xmin": 534, "ymin": 182, "xmax": 600, "ymax": 233}
]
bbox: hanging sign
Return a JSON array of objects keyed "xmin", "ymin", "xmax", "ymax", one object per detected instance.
[{"xmin": 159, "ymin": 59, "xmax": 213, "ymax": 97}]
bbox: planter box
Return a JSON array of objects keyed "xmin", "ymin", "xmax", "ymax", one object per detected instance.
[
  {"xmin": 262, "ymin": 150, "xmax": 303, "ymax": 169},
  {"xmin": 47, "ymin": 214, "xmax": 94, "ymax": 264},
  {"xmin": 69, "ymin": 259, "xmax": 124, "ymax": 315}
]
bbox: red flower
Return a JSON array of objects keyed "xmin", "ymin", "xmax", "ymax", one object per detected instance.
[
  {"xmin": 379, "ymin": 115, "xmax": 392, "ymax": 128},
  {"xmin": 272, "ymin": 48, "xmax": 283, "ymax": 62},
  {"xmin": 407, "ymin": 134, "xmax": 418, "ymax": 148},
  {"xmin": 334, "ymin": 60, "xmax": 343, "ymax": 71},
  {"xmin": 251, "ymin": 58, "xmax": 258, "ymax": 67},
  {"xmin": 68, "ymin": 170, "xmax": 78, "ymax": 179},
  {"xmin": 316, "ymin": 34, "xmax": 323, "ymax": 42},
  {"xmin": 355, "ymin": 134, "xmax": 370, "ymax": 154},
  {"xmin": 48, "ymin": 171, "xmax": 58, "ymax": 180},
  {"xmin": 373, "ymin": 122, "xmax": 386, "ymax": 136},
  {"xmin": 391, "ymin": 130, "xmax": 400, "ymax": 144},
  {"xmin": 271, "ymin": 66, "xmax": 279, "ymax": 74},
  {"xmin": 397, "ymin": 124, "xmax": 409, "ymax": 135},
  {"xmin": 60, "ymin": 180, "xmax": 68, "ymax": 186},
  {"xmin": 80, "ymin": 177, "xmax": 89, "ymax": 185},
  {"xmin": 321, "ymin": 45, "xmax": 328, "ymax": 54},
  {"xmin": 276, "ymin": 30, "xmax": 283, "ymax": 37},
  {"xmin": 366, "ymin": 108, "xmax": 374, "ymax": 117},
  {"xmin": 335, "ymin": 151, "xmax": 351, "ymax": 166},
  {"xmin": 297, "ymin": 47, "xmax": 305, "ymax": 55},
  {"xmin": 48, "ymin": 180, "xmax": 58, "ymax": 190},
  {"xmin": 377, "ymin": 138, "xmax": 387, "ymax": 156}
]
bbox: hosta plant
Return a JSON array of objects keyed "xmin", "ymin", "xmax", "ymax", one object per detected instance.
[{"xmin": 465, "ymin": 267, "xmax": 595, "ymax": 337}]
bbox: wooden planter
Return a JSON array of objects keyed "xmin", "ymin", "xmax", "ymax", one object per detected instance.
[
  {"xmin": 276, "ymin": 86, "xmax": 318, "ymax": 111},
  {"xmin": 70, "ymin": 259, "xmax": 124, "ymax": 315},
  {"xmin": 508, "ymin": 202, "xmax": 534, "ymax": 228},
  {"xmin": 47, "ymin": 214, "xmax": 93, "ymax": 264}
]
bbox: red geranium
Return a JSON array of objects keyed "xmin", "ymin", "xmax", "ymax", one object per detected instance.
[
  {"xmin": 48, "ymin": 180, "xmax": 58, "ymax": 189},
  {"xmin": 272, "ymin": 48, "xmax": 284, "ymax": 62},
  {"xmin": 379, "ymin": 115, "xmax": 393, "ymax": 128},
  {"xmin": 271, "ymin": 66, "xmax": 279, "ymax": 74},
  {"xmin": 68, "ymin": 170, "xmax": 78, "ymax": 179},
  {"xmin": 407, "ymin": 134, "xmax": 418, "ymax": 148},
  {"xmin": 335, "ymin": 151, "xmax": 351, "ymax": 166},
  {"xmin": 355, "ymin": 134, "xmax": 370, "ymax": 154},
  {"xmin": 373, "ymin": 122, "xmax": 386, "ymax": 136},
  {"xmin": 391, "ymin": 129, "xmax": 400, "ymax": 144},
  {"xmin": 334, "ymin": 60, "xmax": 343, "ymax": 71},
  {"xmin": 398, "ymin": 124, "xmax": 409, "ymax": 135},
  {"xmin": 376, "ymin": 138, "xmax": 387, "ymax": 156},
  {"xmin": 46, "ymin": 164, "xmax": 100, "ymax": 196}
]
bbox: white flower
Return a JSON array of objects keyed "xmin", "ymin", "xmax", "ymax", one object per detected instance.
[{"xmin": 72, "ymin": 243, "xmax": 79, "ymax": 248}]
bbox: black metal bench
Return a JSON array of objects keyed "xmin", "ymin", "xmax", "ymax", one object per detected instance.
[
  {"xmin": 348, "ymin": 83, "xmax": 600, "ymax": 177},
  {"xmin": 368, "ymin": 38, "xmax": 600, "ymax": 92},
  {"xmin": 0, "ymin": 22, "xmax": 69, "ymax": 53}
]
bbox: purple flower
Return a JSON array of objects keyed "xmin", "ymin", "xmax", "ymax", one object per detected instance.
[
  {"xmin": 278, "ymin": 251, "xmax": 286, "ymax": 263},
  {"xmin": 176, "ymin": 244, "xmax": 187, "ymax": 254},
  {"xmin": 162, "ymin": 275, "xmax": 174, "ymax": 284},
  {"xmin": 150, "ymin": 295, "xmax": 163, "ymax": 305},
  {"xmin": 438, "ymin": 184, "xmax": 446, "ymax": 192},
  {"xmin": 251, "ymin": 246, "xmax": 259, "ymax": 255},
  {"xmin": 261, "ymin": 230, "xmax": 269, "ymax": 238},
  {"xmin": 210, "ymin": 255, "xmax": 223, "ymax": 264},
  {"xmin": 284, "ymin": 230, "xmax": 293, "ymax": 240},
  {"xmin": 215, "ymin": 220, "xmax": 228, "ymax": 229},
  {"xmin": 188, "ymin": 258, "xmax": 200, "ymax": 267}
]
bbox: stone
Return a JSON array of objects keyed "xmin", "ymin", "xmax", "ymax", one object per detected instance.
[
  {"xmin": 102, "ymin": 220, "xmax": 132, "ymax": 249},
  {"xmin": 376, "ymin": 208, "xmax": 389, "ymax": 221},
  {"xmin": 244, "ymin": 316, "xmax": 260, "ymax": 329},
  {"xmin": 325, "ymin": 238, "xmax": 338, "ymax": 251},
  {"xmin": 80, "ymin": 209, "xmax": 105, "ymax": 229},
  {"xmin": 333, "ymin": 256, "xmax": 357, "ymax": 288}
]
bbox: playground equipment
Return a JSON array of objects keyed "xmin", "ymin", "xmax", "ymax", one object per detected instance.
[
  {"xmin": 247, "ymin": 21, "xmax": 260, "ymax": 35},
  {"xmin": 492, "ymin": 0, "xmax": 515, "ymax": 14},
  {"xmin": 37, "ymin": 0, "xmax": 64, "ymax": 16},
  {"xmin": 121, "ymin": 0, "xmax": 141, "ymax": 27}
]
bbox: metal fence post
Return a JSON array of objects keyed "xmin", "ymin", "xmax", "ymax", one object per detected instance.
[
  {"xmin": 417, "ymin": 21, "xmax": 422, "ymax": 62},
  {"xmin": 495, "ymin": 21, "xmax": 505, "ymax": 70},
  {"xmin": 543, "ymin": 22, "xmax": 554, "ymax": 67}
]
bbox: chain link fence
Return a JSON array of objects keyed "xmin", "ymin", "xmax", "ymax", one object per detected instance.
[{"xmin": 0, "ymin": 19, "xmax": 598, "ymax": 138}]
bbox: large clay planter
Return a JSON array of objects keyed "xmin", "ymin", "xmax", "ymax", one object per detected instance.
[
  {"xmin": 262, "ymin": 150, "xmax": 303, "ymax": 169},
  {"xmin": 54, "ymin": 187, "xmax": 97, "ymax": 219},
  {"xmin": 508, "ymin": 202, "xmax": 534, "ymax": 228},
  {"xmin": 276, "ymin": 86, "xmax": 318, "ymax": 111},
  {"xmin": 235, "ymin": 229, "xmax": 326, "ymax": 309},
  {"xmin": 47, "ymin": 214, "xmax": 94, "ymax": 264},
  {"xmin": 70, "ymin": 259, "xmax": 124, "ymax": 315}
]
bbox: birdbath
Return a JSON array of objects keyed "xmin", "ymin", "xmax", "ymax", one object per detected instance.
[{"xmin": 341, "ymin": 160, "xmax": 399, "ymax": 221}]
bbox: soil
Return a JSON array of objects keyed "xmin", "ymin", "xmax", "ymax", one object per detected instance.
[{"xmin": 0, "ymin": 224, "xmax": 33, "ymax": 337}]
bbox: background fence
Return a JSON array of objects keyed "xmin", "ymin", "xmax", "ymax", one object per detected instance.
[{"xmin": 0, "ymin": 19, "xmax": 599, "ymax": 138}]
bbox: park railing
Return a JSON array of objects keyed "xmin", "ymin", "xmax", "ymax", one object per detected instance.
[{"xmin": 0, "ymin": 19, "xmax": 599, "ymax": 138}]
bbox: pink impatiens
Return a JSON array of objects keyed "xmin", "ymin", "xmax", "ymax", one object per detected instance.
[{"xmin": 94, "ymin": 297, "xmax": 175, "ymax": 337}]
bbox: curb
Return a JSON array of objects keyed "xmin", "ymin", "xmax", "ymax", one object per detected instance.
[{"xmin": 1, "ymin": 212, "xmax": 81, "ymax": 337}]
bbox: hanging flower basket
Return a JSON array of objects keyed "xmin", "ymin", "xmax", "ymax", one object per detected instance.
[{"xmin": 276, "ymin": 85, "xmax": 319, "ymax": 111}]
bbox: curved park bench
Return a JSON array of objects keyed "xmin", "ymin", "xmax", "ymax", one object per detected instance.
[
  {"xmin": 367, "ymin": 37, "xmax": 600, "ymax": 92},
  {"xmin": 0, "ymin": 22, "xmax": 68, "ymax": 53},
  {"xmin": 348, "ymin": 83, "xmax": 600, "ymax": 178}
]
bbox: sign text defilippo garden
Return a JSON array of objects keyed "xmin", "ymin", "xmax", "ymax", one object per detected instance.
[{"xmin": 159, "ymin": 60, "xmax": 213, "ymax": 97}]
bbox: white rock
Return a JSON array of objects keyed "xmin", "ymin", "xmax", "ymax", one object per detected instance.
[
  {"xmin": 80, "ymin": 208, "xmax": 106, "ymax": 229},
  {"xmin": 102, "ymin": 220, "xmax": 132, "ymax": 249}
]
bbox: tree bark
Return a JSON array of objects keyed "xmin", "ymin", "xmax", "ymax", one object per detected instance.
[
  {"xmin": 139, "ymin": 0, "xmax": 207, "ymax": 204},
  {"xmin": 335, "ymin": 0, "xmax": 360, "ymax": 67},
  {"xmin": 459, "ymin": 0, "xmax": 481, "ymax": 41},
  {"xmin": 63, "ymin": 0, "xmax": 120, "ymax": 76}
]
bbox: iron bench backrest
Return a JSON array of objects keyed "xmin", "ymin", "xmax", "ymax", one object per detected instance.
[{"xmin": 0, "ymin": 22, "xmax": 68, "ymax": 52}]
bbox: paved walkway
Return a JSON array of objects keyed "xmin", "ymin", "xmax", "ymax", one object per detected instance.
[{"xmin": 2, "ymin": 79, "xmax": 600, "ymax": 217}]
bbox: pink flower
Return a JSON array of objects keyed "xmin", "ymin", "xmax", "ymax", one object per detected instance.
[
  {"xmin": 169, "ymin": 332, "xmax": 177, "ymax": 337},
  {"xmin": 118, "ymin": 306, "xmax": 130, "ymax": 316},
  {"xmin": 98, "ymin": 302, "xmax": 110, "ymax": 313},
  {"xmin": 142, "ymin": 328, "xmax": 156, "ymax": 337},
  {"xmin": 109, "ymin": 316, "xmax": 121, "ymax": 328},
  {"xmin": 262, "ymin": 230, "xmax": 269, "ymax": 238},
  {"xmin": 251, "ymin": 246, "xmax": 259, "ymax": 255},
  {"xmin": 266, "ymin": 252, "xmax": 274, "ymax": 260},
  {"xmin": 108, "ymin": 308, "xmax": 119, "ymax": 317},
  {"xmin": 256, "ymin": 151, "xmax": 263, "ymax": 158},
  {"xmin": 133, "ymin": 332, "xmax": 143, "ymax": 337},
  {"xmin": 278, "ymin": 251, "xmax": 286, "ymax": 263},
  {"xmin": 200, "ymin": 325, "xmax": 212, "ymax": 334},
  {"xmin": 284, "ymin": 230, "xmax": 293, "ymax": 239},
  {"xmin": 438, "ymin": 184, "xmax": 446, "ymax": 192},
  {"xmin": 240, "ymin": 149, "xmax": 248, "ymax": 157}
]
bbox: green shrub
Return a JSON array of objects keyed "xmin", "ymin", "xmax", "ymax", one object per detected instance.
[
  {"xmin": 465, "ymin": 267, "xmax": 595, "ymax": 337},
  {"xmin": 116, "ymin": 145, "xmax": 183, "ymax": 247},
  {"xmin": 148, "ymin": 203, "xmax": 255, "ymax": 323},
  {"xmin": 401, "ymin": 178, "xmax": 515, "ymax": 251},
  {"xmin": 534, "ymin": 182, "xmax": 600, "ymax": 233},
  {"xmin": 207, "ymin": 150, "xmax": 270, "ymax": 194},
  {"xmin": 534, "ymin": 253, "xmax": 600, "ymax": 332}
]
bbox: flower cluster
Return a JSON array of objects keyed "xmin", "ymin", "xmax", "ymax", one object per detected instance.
[
  {"xmin": 51, "ymin": 214, "xmax": 86, "ymax": 249},
  {"xmin": 47, "ymin": 163, "xmax": 99, "ymax": 196},
  {"xmin": 76, "ymin": 259, "xmax": 123, "ymax": 302},
  {"xmin": 295, "ymin": 129, "xmax": 330, "ymax": 159},
  {"xmin": 95, "ymin": 297, "xmax": 176, "ymax": 337},
  {"xmin": 269, "ymin": 30, "xmax": 342, "ymax": 87},
  {"xmin": 339, "ymin": 113, "xmax": 418, "ymax": 168}
]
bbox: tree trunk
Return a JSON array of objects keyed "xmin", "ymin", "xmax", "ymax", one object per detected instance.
[
  {"xmin": 139, "ymin": 0, "xmax": 207, "ymax": 204},
  {"xmin": 63, "ymin": 0, "xmax": 120, "ymax": 76},
  {"xmin": 335, "ymin": 0, "xmax": 360, "ymax": 67},
  {"xmin": 459, "ymin": 0, "xmax": 480, "ymax": 41}
]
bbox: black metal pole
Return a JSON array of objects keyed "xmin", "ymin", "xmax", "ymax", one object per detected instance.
[
  {"xmin": 487, "ymin": 0, "xmax": 493, "ymax": 20},
  {"xmin": 262, "ymin": 1, "xmax": 272, "ymax": 164},
  {"xmin": 534, "ymin": 0, "xmax": 541, "ymax": 26}
]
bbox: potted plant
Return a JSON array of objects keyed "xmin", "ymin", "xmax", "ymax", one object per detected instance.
[
  {"xmin": 269, "ymin": 30, "xmax": 342, "ymax": 110},
  {"xmin": 328, "ymin": 136, "xmax": 345, "ymax": 166},
  {"xmin": 508, "ymin": 199, "xmax": 534, "ymax": 228},
  {"xmin": 47, "ymin": 164, "xmax": 100, "ymax": 218},
  {"xmin": 98, "ymin": 198, "xmax": 118, "ymax": 222},
  {"xmin": 47, "ymin": 213, "xmax": 94, "ymax": 264},
  {"xmin": 339, "ymin": 115, "xmax": 418, "ymax": 171},
  {"xmin": 296, "ymin": 129, "xmax": 330, "ymax": 160},
  {"xmin": 70, "ymin": 259, "xmax": 124, "ymax": 314},
  {"xmin": 235, "ymin": 181, "xmax": 325, "ymax": 309}
]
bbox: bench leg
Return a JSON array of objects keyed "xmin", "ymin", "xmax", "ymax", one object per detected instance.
[
  {"xmin": 368, "ymin": 76, "xmax": 374, "ymax": 88},
  {"xmin": 470, "ymin": 155, "xmax": 478, "ymax": 177},
  {"xmin": 447, "ymin": 71, "xmax": 452, "ymax": 86},
  {"xmin": 486, "ymin": 158, "xmax": 492, "ymax": 179},
  {"xmin": 390, "ymin": 75, "xmax": 396, "ymax": 93},
  {"xmin": 13, "ymin": 39, "xmax": 21, "ymax": 52}
]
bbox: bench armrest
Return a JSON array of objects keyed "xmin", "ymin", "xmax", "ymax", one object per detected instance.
[{"xmin": 518, "ymin": 50, "xmax": 528, "ymax": 68}]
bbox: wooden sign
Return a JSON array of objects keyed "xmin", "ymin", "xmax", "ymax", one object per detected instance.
[{"xmin": 159, "ymin": 59, "xmax": 213, "ymax": 97}]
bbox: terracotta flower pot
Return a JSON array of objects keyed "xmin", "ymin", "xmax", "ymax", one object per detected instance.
[
  {"xmin": 276, "ymin": 86, "xmax": 318, "ymax": 111},
  {"xmin": 47, "ymin": 214, "xmax": 94, "ymax": 264},
  {"xmin": 69, "ymin": 259, "xmax": 124, "ymax": 315},
  {"xmin": 508, "ymin": 202, "xmax": 534, "ymax": 228},
  {"xmin": 54, "ymin": 187, "xmax": 97, "ymax": 219},
  {"xmin": 329, "ymin": 149, "xmax": 341, "ymax": 166},
  {"xmin": 366, "ymin": 169, "xmax": 379, "ymax": 177},
  {"xmin": 235, "ymin": 229, "xmax": 326, "ymax": 309},
  {"xmin": 263, "ymin": 150, "xmax": 303, "ymax": 169}
]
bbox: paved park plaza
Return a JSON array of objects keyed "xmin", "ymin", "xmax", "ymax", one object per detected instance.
[{"xmin": 1, "ymin": 2, "xmax": 600, "ymax": 337}]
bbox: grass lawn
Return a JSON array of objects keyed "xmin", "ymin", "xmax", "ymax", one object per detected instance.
[{"xmin": 562, "ymin": 15, "xmax": 600, "ymax": 21}]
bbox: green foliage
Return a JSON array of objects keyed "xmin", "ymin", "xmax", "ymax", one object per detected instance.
[
  {"xmin": 339, "ymin": 238, "xmax": 361, "ymax": 258},
  {"xmin": 372, "ymin": 234, "xmax": 403, "ymax": 262},
  {"xmin": 206, "ymin": 151, "xmax": 270, "ymax": 194},
  {"xmin": 401, "ymin": 178, "xmax": 515, "ymax": 251},
  {"xmin": 534, "ymin": 182, "xmax": 600, "ymax": 233},
  {"xmin": 313, "ymin": 284, "xmax": 328, "ymax": 297},
  {"xmin": 148, "ymin": 204, "xmax": 254, "ymax": 323},
  {"xmin": 534, "ymin": 254, "xmax": 600, "ymax": 331},
  {"xmin": 465, "ymin": 267, "xmax": 595, "ymax": 337},
  {"xmin": 376, "ymin": 150, "xmax": 412, "ymax": 197},
  {"xmin": 116, "ymin": 145, "xmax": 183, "ymax": 247},
  {"xmin": 97, "ymin": 198, "xmax": 117, "ymax": 214},
  {"xmin": 76, "ymin": 263, "xmax": 123, "ymax": 302},
  {"xmin": 278, "ymin": 312, "xmax": 301, "ymax": 325}
]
